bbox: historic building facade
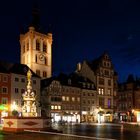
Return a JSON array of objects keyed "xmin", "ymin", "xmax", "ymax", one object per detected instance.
[
  {"xmin": 76, "ymin": 52, "xmax": 118, "ymax": 122},
  {"xmin": 117, "ymin": 81, "xmax": 140, "ymax": 122}
]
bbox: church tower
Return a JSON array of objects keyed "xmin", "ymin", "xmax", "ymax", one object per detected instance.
[{"xmin": 20, "ymin": 6, "xmax": 52, "ymax": 78}]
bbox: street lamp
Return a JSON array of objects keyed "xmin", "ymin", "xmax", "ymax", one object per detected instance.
[
  {"xmin": 11, "ymin": 101, "xmax": 18, "ymax": 117},
  {"xmin": 11, "ymin": 101, "xmax": 17, "ymax": 111}
]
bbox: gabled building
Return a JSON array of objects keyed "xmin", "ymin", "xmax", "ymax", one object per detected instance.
[{"xmin": 76, "ymin": 52, "xmax": 118, "ymax": 122}]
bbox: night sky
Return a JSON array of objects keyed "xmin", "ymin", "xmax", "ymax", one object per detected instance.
[{"xmin": 0, "ymin": 0, "xmax": 140, "ymax": 82}]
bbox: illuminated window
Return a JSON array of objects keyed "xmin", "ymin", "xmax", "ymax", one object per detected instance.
[
  {"xmin": 62, "ymin": 96, "xmax": 65, "ymax": 101},
  {"xmin": 58, "ymin": 106, "xmax": 61, "ymax": 110},
  {"xmin": 101, "ymin": 89, "xmax": 104, "ymax": 95},
  {"xmin": 98, "ymin": 88, "xmax": 104, "ymax": 95},
  {"xmin": 66, "ymin": 97, "xmax": 69, "ymax": 101},
  {"xmin": 98, "ymin": 88, "xmax": 101, "ymax": 94},
  {"xmin": 1, "ymin": 98, "xmax": 8, "ymax": 104},
  {"xmin": 72, "ymin": 97, "xmax": 75, "ymax": 101},
  {"xmin": 55, "ymin": 106, "xmax": 57, "ymax": 109},
  {"xmin": 36, "ymin": 40, "xmax": 40, "ymax": 51},
  {"xmin": 51, "ymin": 105, "xmax": 54, "ymax": 109}
]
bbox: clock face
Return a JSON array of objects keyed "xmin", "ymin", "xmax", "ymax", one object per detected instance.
[{"xmin": 39, "ymin": 54, "xmax": 45, "ymax": 61}]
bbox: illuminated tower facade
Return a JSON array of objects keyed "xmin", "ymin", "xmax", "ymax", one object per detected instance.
[{"xmin": 20, "ymin": 7, "xmax": 53, "ymax": 78}]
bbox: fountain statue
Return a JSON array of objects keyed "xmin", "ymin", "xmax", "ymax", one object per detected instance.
[{"xmin": 22, "ymin": 69, "xmax": 37, "ymax": 117}]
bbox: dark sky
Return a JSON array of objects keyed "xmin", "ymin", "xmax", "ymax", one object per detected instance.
[{"xmin": 0, "ymin": 0, "xmax": 140, "ymax": 82}]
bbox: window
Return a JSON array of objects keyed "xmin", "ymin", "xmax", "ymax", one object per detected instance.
[
  {"xmin": 108, "ymin": 80, "xmax": 111, "ymax": 86},
  {"xmin": 108, "ymin": 98, "xmax": 111, "ymax": 108},
  {"xmin": 72, "ymin": 97, "xmax": 75, "ymax": 101},
  {"xmin": 36, "ymin": 40, "xmax": 40, "ymax": 51},
  {"xmin": 108, "ymin": 89, "xmax": 111, "ymax": 95},
  {"xmin": 58, "ymin": 106, "xmax": 61, "ymax": 110},
  {"xmin": 99, "ymin": 97, "xmax": 105, "ymax": 107},
  {"xmin": 15, "ymin": 88, "xmax": 19, "ymax": 93},
  {"xmin": 98, "ymin": 88, "xmax": 104, "ymax": 95},
  {"xmin": 33, "ymin": 80, "xmax": 36, "ymax": 84},
  {"xmin": 83, "ymin": 100, "xmax": 86, "ymax": 104},
  {"xmin": 62, "ymin": 96, "xmax": 65, "ymax": 101},
  {"xmin": 1, "ymin": 98, "xmax": 8, "ymax": 104},
  {"xmin": 43, "ymin": 42, "xmax": 47, "ymax": 52},
  {"xmin": 43, "ymin": 71, "xmax": 47, "ymax": 77},
  {"xmin": 66, "ymin": 97, "xmax": 69, "ymax": 101},
  {"xmin": 3, "ymin": 76, "xmax": 8, "ymax": 82},
  {"xmin": 15, "ymin": 77, "xmax": 19, "ymax": 82},
  {"xmin": 99, "ymin": 78, "xmax": 104, "ymax": 85},
  {"xmin": 51, "ymin": 105, "xmax": 54, "ymax": 109},
  {"xmin": 36, "ymin": 70, "xmax": 40, "ymax": 76},
  {"xmin": 104, "ymin": 70, "xmax": 109, "ymax": 76},
  {"xmin": 21, "ymin": 78, "xmax": 25, "ymax": 83},
  {"xmin": 2, "ymin": 87, "xmax": 8, "ymax": 94}
]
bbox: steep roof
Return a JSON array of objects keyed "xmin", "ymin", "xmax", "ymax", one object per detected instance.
[{"xmin": 0, "ymin": 60, "xmax": 40, "ymax": 78}]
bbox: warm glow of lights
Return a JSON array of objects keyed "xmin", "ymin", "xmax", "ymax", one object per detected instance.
[
  {"xmin": 11, "ymin": 101, "xmax": 17, "ymax": 111},
  {"xmin": 132, "ymin": 109, "xmax": 135, "ymax": 113}
]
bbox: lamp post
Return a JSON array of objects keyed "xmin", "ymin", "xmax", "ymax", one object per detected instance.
[{"xmin": 11, "ymin": 101, "xmax": 18, "ymax": 117}]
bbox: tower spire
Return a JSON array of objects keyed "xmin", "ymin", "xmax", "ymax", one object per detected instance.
[{"xmin": 30, "ymin": 2, "xmax": 40, "ymax": 31}]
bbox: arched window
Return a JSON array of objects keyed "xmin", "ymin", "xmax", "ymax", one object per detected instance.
[
  {"xmin": 36, "ymin": 39, "xmax": 40, "ymax": 51},
  {"xmin": 43, "ymin": 42, "xmax": 47, "ymax": 52}
]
